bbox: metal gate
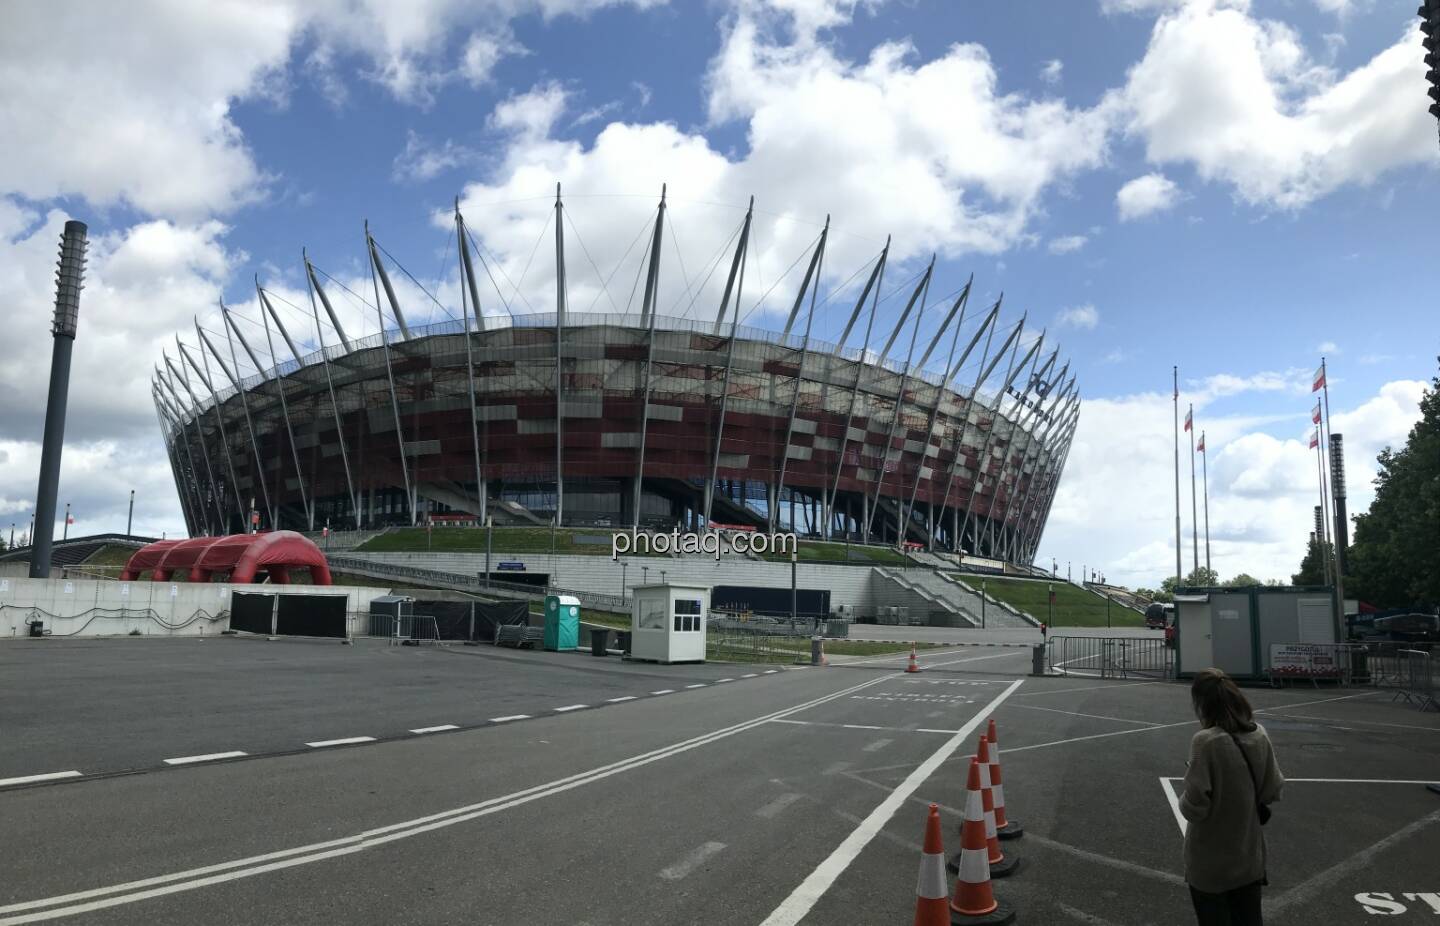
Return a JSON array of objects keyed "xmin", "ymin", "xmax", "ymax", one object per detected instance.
[{"xmin": 1048, "ymin": 636, "xmax": 1173, "ymax": 679}]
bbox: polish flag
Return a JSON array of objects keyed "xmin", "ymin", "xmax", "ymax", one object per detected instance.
[
  {"xmin": 1197, "ymin": 433, "xmax": 1206, "ymax": 453},
  {"xmin": 1309, "ymin": 432, "xmax": 1319, "ymax": 449},
  {"xmin": 1311, "ymin": 401, "xmax": 1322, "ymax": 424},
  {"xmin": 1183, "ymin": 408, "xmax": 1193, "ymax": 432},
  {"xmin": 1312, "ymin": 364, "xmax": 1326, "ymax": 392}
]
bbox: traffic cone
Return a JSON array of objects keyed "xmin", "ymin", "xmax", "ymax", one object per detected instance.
[
  {"xmin": 976, "ymin": 735, "xmax": 1020, "ymax": 876},
  {"xmin": 914, "ymin": 803, "xmax": 950, "ymax": 926},
  {"xmin": 948, "ymin": 758, "xmax": 1016, "ymax": 925},
  {"xmin": 820, "ymin": 639, "xmax": 829, "ymax": 667},
  {"xmin": 987, "ymin": 718, "xmax": 1023, "ymax": 840},
  {"xmin": 906, "ymin": 644, "xmax": 921, "ymax": 673}
]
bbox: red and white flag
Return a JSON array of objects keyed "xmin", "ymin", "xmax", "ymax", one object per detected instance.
[
  {"xmin": 1312, "ymin": 363, "xmax": 1326, "ymax": 392},
  {"xmin": 1309, "ymin": 432, "xmax": 1319, "ymax": 449},
  {"xmin": 1197, "ymin": 433, "xmax": 1206, "ymax": 453},
  {"xmin": 1183, "ymin": 407, "xmax": 1193, "ymax": 432},
  {"xmin": 66, "ymin": 516, "xmax": 74, "ymax": 525},
  {"xmin": 1311, "ymin": 401, "xmax": 1321, "ymax": 424}
]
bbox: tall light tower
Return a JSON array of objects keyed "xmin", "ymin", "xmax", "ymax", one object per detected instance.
[
  {"xmin": 1422, "ymin": 1, "xmax": 1439, "ymax": 146},
  {"xmin": 29, "ymin": 220, "xmax": 88, "ymax": 579}
]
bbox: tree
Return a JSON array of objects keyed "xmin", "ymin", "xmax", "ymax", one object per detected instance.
[
  {"xmin": 1224, "ymin": 573, "xmax": 1262, "ymax": 588},
  {"xmin": 1292, "ymin": 536, "xmax": 1332, "ymax": 586},
  {"xmin": 1346, "ymin": 360, "xmax": 1440, "ymax": 607},
  {"xmin": 1154, "ymin": 567, "xmax": 1219, "ymax": 600}
]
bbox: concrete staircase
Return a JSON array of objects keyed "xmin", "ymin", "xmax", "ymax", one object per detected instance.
[
  {"xmin": 871, "ymin": 567, "xmax": 978, "ymax": 628},
  {"xmin": 935, "ymin": 572, "xmax": 1038, "ymax": 628}
]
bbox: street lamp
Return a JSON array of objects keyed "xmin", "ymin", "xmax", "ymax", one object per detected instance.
[
  {"xmin": 620, "ymin": 559, "xmax": 628, "ymax": 597},
  {"xmin": 126, "ymin": 489, "xmax": 134, "ymax": 538},
  {"xmin": 981, "ymin": 579, "xmax": 987, "ymax": 629}
]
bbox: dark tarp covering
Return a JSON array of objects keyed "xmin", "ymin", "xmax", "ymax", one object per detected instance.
[
  {"xmin": 229, "ymin": 591, "xmax": 347, "ymax": 638},
  {"xmin": 230, "ymin": 591, "xmax": 272, "ymax": 634},
  {"xmin": 410, "ymin": 599, "xmax": 530, "ymax": 642},
  {"xmin": 711, "ymin": 585, "xmax": 830, "ymax": 619}
]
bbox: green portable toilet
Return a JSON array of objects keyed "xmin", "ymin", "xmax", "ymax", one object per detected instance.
[{"xmin": 544, "ymin": 594, "xmax": 581, "ymax": 651}]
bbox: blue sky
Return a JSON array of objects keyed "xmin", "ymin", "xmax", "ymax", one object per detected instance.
[{"xmin": 1, "ymin": 0, "xmax": 1436, "ymax": 585}]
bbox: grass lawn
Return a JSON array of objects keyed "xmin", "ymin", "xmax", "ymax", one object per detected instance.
[
  {"xmin": 757, "ymin": 540, "xmax": 907, "ymax": 566},
  {"xmin": 79, "ymin": 543, "xmax": 143, "ymax": 569},
  {"xmin": 976, "ymin": 577, "xmax": 1143, "ymax": 628},
  {"xmin": 356, "ymin": 526, "xmax": 673, "ymax": 556}
]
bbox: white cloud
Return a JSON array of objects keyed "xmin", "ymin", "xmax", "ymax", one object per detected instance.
[
  {"xmin": 1317, "ymin": 340, "xmax": 1340, "ymax": 354},
  {"xmin": 1048, "ymin": 234, "xmax": 1088, "ymax": 254},
  {"xmin": 490, "ymin": 81, "xmax": 571, "ymax": 138},
  {"xmin": 1117, "ymin": 4, "xmax": 1439, "ymax": 210},
  {"xmin": 392, "ymin": 131, "xmax": 476, "ymax": 182},
  {"xmin": 1040, "ymin": 59, "xmax": 1063, "ymax": 84},
  {"xmin": 459, "ymin": 29, "xmax": 525, "ymax": 86},
  {"xmin": 1056, "ymin": 304, "xmax": 1099, "ymax": 329},
  {"xmin": 1039, "ymin": 376, "xmax": 1429, "ymax": 588},
  {"xmin": 1116, "ymin": 172, "xmax": 1181, "ymax": 220}
]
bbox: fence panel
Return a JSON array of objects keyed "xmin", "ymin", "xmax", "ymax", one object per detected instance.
[{"xmin": 1048, "ymin": 636, "xmax": 1172, "ymax": 679}]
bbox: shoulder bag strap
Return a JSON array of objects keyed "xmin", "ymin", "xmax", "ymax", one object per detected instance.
[{"xmin": 1229, "ymin": 732, "xmax": 1264, "ymax": 813}]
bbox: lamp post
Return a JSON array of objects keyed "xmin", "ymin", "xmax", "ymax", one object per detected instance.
[
  {"xmin": 620, "ymin": 559, "xmax": 627, "ymax": 597},
  {"xmin": 981, "ymin": 579, "xmax": 987, "ymax": 629},
  {"xmin": 126, "ymin": 489, "xmax": 134, "ymax": 538},
  {"xmin": 63, "ymin": 502, "xmax": 70, "ymax": 541},
  {"xmin": 1048, "ymin": 582, "xmax": 1054, "ymax": 626},
  {"xmin": 642, "ymin": 565, "xmax": 649, "ymax": 584},
  {"xmin": 485, "ymin": 515, "xmax": 493, "ymax": 588}
]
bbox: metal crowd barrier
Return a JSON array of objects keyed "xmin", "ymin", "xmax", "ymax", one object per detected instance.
[{"xmin": 1047, "ymin": 636, "xmax": 1173, "ymax": 680}]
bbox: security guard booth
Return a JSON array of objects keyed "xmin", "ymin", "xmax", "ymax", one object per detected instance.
[
  {"xmin": 543, "ymin": 594, "xmax": 581, "ymax": 651},
  {"xmin": 630, "ymin": 583, "xmax": 709, "ymax": 664}
]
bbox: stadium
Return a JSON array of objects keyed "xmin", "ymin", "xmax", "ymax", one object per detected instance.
[{"xmin": 150, "ymin": 192, "xmax": 1079, "ymax": 566}]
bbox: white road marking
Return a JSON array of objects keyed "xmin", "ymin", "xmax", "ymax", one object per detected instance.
[
  {"xmin": 1164, "ymin": 776, "xmax": 1440, "ymax": 786},
  {"xmin": 1010, "ymin": 703, "xmax": 1163, "ymax": 727},
  {"xmin": 862, "ymin": 738, "xmax": 893, "ymax": 753},
  {"xmin": 650, "ymin": 689, "xmax": 675, "ymax": 695},
  {"xmin": 1255, "ymin": 692, "xmax": 1375, "ymax": 713},
  {"xmin": 1014, "ymin": 680, "xmax": 1166, "ymax": 698},
  {"xmin": 1160, "ymin": 777, "xmax": 1188, "ymax": 836},
  {"xmin": 0, "ymin": 771, "xmax": 83, "ymax": 788},
  {"xmin": 1002, "ymin": 721, "xmax": 1195, "ymax": 755},
  {"xmin": 1270, "ymin": 713, "xmax": 1440, "ymax": 733},
  {"xmin": 715, "ymin": 678, "xmax": 734, "ymax": 683},
  {"xmin": 1268, "ymin": 812, "xmax": 1440, "ymax": 915},
  {"xmin": 915, "ymin": 728, "xmax": 962, "ymax": 734},
  {"xmin": 911, "ymin": 650, "xmax": 1029, "ymax": 670},
  {"xmin": 742, "ymin": 673, "xmax": 758, "ymax": 678},
  {"xmin": 409, "ymin": 726, "xmax": 458, "ymax": 735},
  {"xmin": 304, "ymin": 737, "xmax": 375, "ymax": 748},
  {"xmin": 605, "ymin": 696, "xmax": 637, "ymax": 703},
  {"xmin": 759, "ymin": 678, "xmax": 1025, "ymax": 926},
  {"xmin": 768, "ymin": 719, "xmax": 954, "ymax": 736},
  {"xmin": 755, "ymin": 793, "xmax": 804, "ymax": 819},
  {"xmin": 163, "ymin": 752, "xmax": 248, "ymax": 766},
  {"xmin": 842, "ymin": 724, "xmax": 883, "ymax": 731},
  {"xmin": 489, "ymin": 715, "xmax": 530, "ymax": 723},
  {"xmin": 822, "ymin": 761, "xmax": 852, "ymax": 776},
  {"xmin": 0, "ymin": 675, "xmax": 893, "ymax": 924},
  {"xmin": 552, "ymin": 705, "xmax": 588, "ymax": 713},
  {"xmin": 685, "ymin": 684, "xmax": 707, "ymax": 689},
  {"xmin": 658, "ymin": 841, "xmax": 727, "ymax": 881},
  {"xmin": 764, "ymin": 670, "xmax": 778, "ymax": 674}
]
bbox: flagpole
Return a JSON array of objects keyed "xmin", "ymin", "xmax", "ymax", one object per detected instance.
[
  {"xmin": 1173, "ymin": 366, "xmax": 1182, "ymax": 588},
  {"xmin": 1200, "ymin": 431, "xmax": 1210, "ymax": 575},
  {"xmin": 1313, "ymin": 425, "xmax": 1332, "ymax": 586},
  {"xmin": 1188, "ymin": 404, "xmax": 1199, "ymax": 575},
  {"xmin": 1317, "ymin": 356, "xmax": 1345, "ymax": 640}
]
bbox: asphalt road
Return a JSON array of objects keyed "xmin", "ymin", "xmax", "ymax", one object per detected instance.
[{"xmin": 3, "ymin": 640, "xmax": 1436, "ymax": 925}]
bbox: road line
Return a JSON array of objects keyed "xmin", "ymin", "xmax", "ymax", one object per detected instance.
[
  {"xmin": 742, "ymin": 673, "xmax": 758, "ymax": 678},
  {"xmin": 915, "ymin": 728, "xmax": 962, "ymax": 734},
  {"xmin": 755, "ymin": 793, "xmax": 804, "ymax": 819},
  {"xmin": 842, "ymin": 724, "xmax": 884, "ymax": 731},
  {"xmin": 304, "ymin": 737, "xmax": 375, "ymax": 748},
  {"xmin": 1009, "ymin": 702, "xmax": 1163, "ymax": 727},
  {"xmin": 650, "ymin": 689, "xmax": 675, "ymax": 695},
  {"xmin": 764, "ymin": 670, "xmax": 778, "ymax": 674},
  {"xmin": 0, "ymin": 771, "xmax": 83, "ymax": 788},
  {"xmin": 1255, "ymin": 692, "xmax": 1375, "ymax": 712},
  {"xmin": 1267, "ymin": 811, "xmax": 1440, "ymax": 914},
  {"xmin": 862, "ymin": 738, "xmax": 893, "ymax": 753},
  {"xmin": 552, "ymin": 705, "xmax": 588, "ymax": 713},
  {"xmin": 408, "ymin": 725, "xmax": 458, "ymax": 735},
  {"xmin": 759, "ymin": 678, "xmax": 1025, "ymax": 926},
  {"xmin": 822, "ymin": 761, "xmax": 852, "ymax": 776},
  {"xmin": 1014, "ymin": 680, "xmax": 1166, "ymax": 698},
  {"xmin": 606, "ymin": 696, "xmax": 637, "ymax": 703},
  {"xmin": 685, "ymin": 684, "xmax": 707, "ymax": 689},
  {"xmin": 658, "ymin": 841, "xmax": 727, "ymax": 881},
  {"xmin": 716, "ymin": 678, "xmax": 735, "ymax": 683},
  {"xmin": 0, "ymin": 674, "xmax": 892, "ymax": 924},
  {"xmin": 488, "ymin": 715, "xmax": 529, "ymax": 723},
  {"xmin": 1002, "ymin": 721, "xmax": 1194, "ymax": 755},
  {"xmin": 1163, "ymin": 775, "xmax": 1440, "ymax": 786},
  {"xmin": 162, "ymin": 752, "xmax": 248, "ymax": 766},
  {"xmin": 1271, "ymin": 713, "xmax": 1440, "ymax": 733},
  {"xmin": 1160, "ymin": 777, "xmax": 1187, "ymax": 836}
]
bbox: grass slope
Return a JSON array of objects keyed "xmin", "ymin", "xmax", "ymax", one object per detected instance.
[{"xmin": 977, "ymin": 577, "xmax": 1142, "ymax": 628}]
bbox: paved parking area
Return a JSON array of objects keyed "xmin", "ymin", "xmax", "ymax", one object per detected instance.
[{"xmin": 1, "ymin": 640, "xmax": 1435, "ymax": 924}]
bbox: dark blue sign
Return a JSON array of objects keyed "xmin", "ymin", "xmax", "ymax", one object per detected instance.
[{"xmin": 496, "ymin": 562, "xmax": 526, "ymax": 571}]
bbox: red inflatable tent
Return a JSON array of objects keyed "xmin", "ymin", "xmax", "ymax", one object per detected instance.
[{"xmin": 120, "ymin": 531, "xmax": 332, "ymax": 585}]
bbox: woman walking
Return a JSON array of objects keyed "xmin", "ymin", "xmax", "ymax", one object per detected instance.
[{"xmin": 1180, "ymin": 668, "xmax": 1285, "ymax": 925}]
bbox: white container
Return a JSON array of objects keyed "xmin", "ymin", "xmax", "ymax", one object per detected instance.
[{"xmin": 630, "ymin": 583, "xmax": 710, "ymax": 664}]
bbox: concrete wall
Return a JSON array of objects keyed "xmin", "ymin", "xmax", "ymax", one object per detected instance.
[
  {"xmin": 0, "ymin": 577, "xmax": 391, "ymax": 639},
  {"xmin": 342, "ymin": 551, "xmax": 886, "ymax": 615}
]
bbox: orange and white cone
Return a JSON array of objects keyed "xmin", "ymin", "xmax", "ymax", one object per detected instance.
[
  {"xmin": 820, "ymin": 639, "xmax": 829, "ymax": 667},
  {"xmin": 976, "ymin": 735, "xmax": 1021, "ymax": 877},
  {"xmin": 914, "ymin": 803, "xmax": 950, "ymax": 926},
  {"xmin": 948, "ymin": 758, "xmax": 1016, "ymax": 925},
  {"xmin": 987, "ymin": 718, "xmax": 1023, "ymax": 840},
  {"xmin": 905, "ymin": 644, "xmax": 921, "ymax": 673}
]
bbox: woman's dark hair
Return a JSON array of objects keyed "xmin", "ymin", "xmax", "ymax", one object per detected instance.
[{"xmin": 1190, "ymin": 668, "xmax": 1256, "ymax": 733}]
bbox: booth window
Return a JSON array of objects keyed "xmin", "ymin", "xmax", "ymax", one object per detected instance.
[
  {"xmin": 674, "ymin": 598, "xmax": 703, "ymax": 633},
  {"xmin": 640, "ymin": 602, "xmax": 666, "ymax": 630}
]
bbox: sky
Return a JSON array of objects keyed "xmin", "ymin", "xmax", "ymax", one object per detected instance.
[{"xmin": 0, "ymin": 0, "xmax": 1436, "ymax": 589}]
